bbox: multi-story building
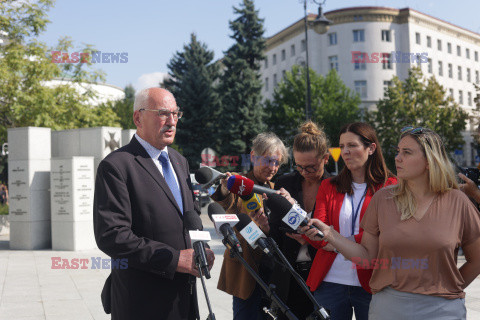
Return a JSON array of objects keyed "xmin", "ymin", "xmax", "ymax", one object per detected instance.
[{"xmin": 261, "ymin": 6, "xmax": 480, "ymax": 165}]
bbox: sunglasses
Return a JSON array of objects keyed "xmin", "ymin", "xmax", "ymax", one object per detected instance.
[{"xmin": 400, "ymin": 126, "xmax": 426, "ymax": 134}]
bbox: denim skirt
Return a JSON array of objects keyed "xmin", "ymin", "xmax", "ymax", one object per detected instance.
[{"xmin": 369, "ymin": 287, "xmax": 466, "ymax": 320}]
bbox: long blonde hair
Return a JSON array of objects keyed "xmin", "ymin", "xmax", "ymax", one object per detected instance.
[{"xmin": 392, "ymin": 128, "xmax": 458, "ymax": 220}]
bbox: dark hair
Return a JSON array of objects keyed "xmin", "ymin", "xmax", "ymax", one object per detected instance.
[
  {"xmin": 331, "ymin": 122, "xmax": 393, "ymax": 195},
  {"xmin": 293, "ymin": 121, "xmax": 329, "ymax": 157}
]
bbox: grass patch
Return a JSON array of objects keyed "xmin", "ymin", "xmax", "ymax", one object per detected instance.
[{"xmin": 0, "ymin": 205, "xmax": 8, "ymax": 215}]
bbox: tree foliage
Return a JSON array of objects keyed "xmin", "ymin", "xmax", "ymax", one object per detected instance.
[
  {"xmin": 110, "ymin": 84, "xmax": 135, "ymax": 129},
  {"xmin": 366, "ymin": 67, "xmax": 469, "ymax": 170},
  {"xmin": 265, "ymin": 66, "xmax": 361, "ymax": 147},
  {"xmin": 164, "ymin": 33, "xmax": 219, "ymax": 169},
  {"xmin": 215, "ymin": 0, "xmax": 266, "ymax": 157},
  {"xmin": 0, "ymin": 0, "xmax": 120, "ymax": 144}
]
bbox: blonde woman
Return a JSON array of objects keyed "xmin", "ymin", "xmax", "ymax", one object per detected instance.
[{"xmin": 302, "ymin": 127, "xmax": 480, "ymax": 320}]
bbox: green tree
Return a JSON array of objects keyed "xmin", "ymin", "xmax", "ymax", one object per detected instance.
[
  {"xmin": 110, "ymin": 84, "xmax": 135, "ymax": 129},
  {"xmin": 215, "ymin": 0, "xmax": 266, "ymax": 158},
  {"xmin": 164, "ymin": 33, "xmax": 219, "ymax": 169},
  {"xmin": 366, "ymin": 67, "xmax": 468, "ymax": 170},
  {"xmin": 265, "ymin": 66, "xmax": 361, "ymax": 147},
  {"xmin": 0, "ymin": 0, "xmax": 120, "ymax": 144}
]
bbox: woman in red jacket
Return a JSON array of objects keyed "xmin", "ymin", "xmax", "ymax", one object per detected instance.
[{"xmin": 306, "ymin": 122, "xmax": 396, "ymax": 320}]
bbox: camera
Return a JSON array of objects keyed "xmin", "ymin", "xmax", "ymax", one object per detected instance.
[{"xmin": 457, "ymin": 166, "xmax": 480, "ymax": 186}]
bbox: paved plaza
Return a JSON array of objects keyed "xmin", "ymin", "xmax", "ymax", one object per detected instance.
[{"xmin": 1, "ymin": 207, "xmax": 480, "ymax": 319}]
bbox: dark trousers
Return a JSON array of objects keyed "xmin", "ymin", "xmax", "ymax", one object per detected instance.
[
  {"xmin": 232, "ymin": 285, "xmax": 267, "ymax": 320},
  {"xmin": 314, "ymin": 281, "xmax": 371, "ymax": 320}
]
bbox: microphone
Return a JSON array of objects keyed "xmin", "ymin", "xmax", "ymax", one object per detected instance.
[
  {"xmin": 207, "ymin": 202, "xmax": 242, "ymax": 253},
  {"xmin": 241, "ymin": 193, "xmax": 263, "ymax": 213},
  {"xmin": 236, "ymin": 213, "xmax": 273, "ymax": 257},
  {"xmin": 266, "ymin": 193, "xmax": 324, "ymax": 239},
  {"xmin": 184, "ymin": 211, "xmax": 211, "ymax": 279},
  {"xmin": 195, "ymin": 167, "xmax": 226, "ymax": 189},
  {"xmin": 226, "ymin": 175, "xmax": 276, "ymax": 197}
]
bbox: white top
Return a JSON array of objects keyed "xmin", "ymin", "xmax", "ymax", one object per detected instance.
[
  {"xmin": 323, "ymin": 182, "xmax": 367, "ymax": 286},
  {"xmin": 296, "ymin": 211, "xmax": 313, "ymax": 262},
  {"xmin": 135, "ymin": 133, "xmax": 180, "ymax": 188}
]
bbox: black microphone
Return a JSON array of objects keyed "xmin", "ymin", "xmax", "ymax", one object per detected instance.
[
  {"xmin": 195, "ymin": 167, "xmax": 227, "ymax": 188},
  {"xmin": 236, "ymin": 213, "xmax": 273, "ymax": 257},
  {"xmin": 266, "ymin": 193, "xmax": 324, "ymax": 239},
  {"xmin": 184, "ymin": 211, "xmax": 211, "ymax": 279},
  {"xmin": 207, "ymin": 202, "xmax": 242, "ymax": 253}
]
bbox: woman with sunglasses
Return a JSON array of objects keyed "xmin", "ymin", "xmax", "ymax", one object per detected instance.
[
  {"xmin": 269, "ymin": 121, "xmax": 330, "ymax": 319},
  {"xmin": 303, "ymin": 127, "xmax": 480, "ymax": 319},
  {"xmin": 304, "ymin": 122, "xmax": 396, "ymax": 320}
]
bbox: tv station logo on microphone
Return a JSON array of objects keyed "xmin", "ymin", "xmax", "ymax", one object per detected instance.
[{"xmin": 282, "ymin": 204, "xmax": 306, "ymax": 230}]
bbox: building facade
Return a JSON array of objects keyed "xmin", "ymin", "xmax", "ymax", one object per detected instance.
[{"xmin": 261, "ymin": 6, "xmax": 480, "ymax": 166}]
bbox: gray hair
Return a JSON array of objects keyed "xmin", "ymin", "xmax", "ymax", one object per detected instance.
[
  {"xmin": 133, "ymin": 89, "xmax": 151, "ymax": 112},
  {"xmin": 251, "ymin": 132, "xmax": 289, "ymax": 165}
]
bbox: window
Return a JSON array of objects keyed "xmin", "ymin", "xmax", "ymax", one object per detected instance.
[
  {"xmin": 301, "ymin": 39, "xmax": 306, "ymax": 52},
  {"xmin": 281, "ymin": 49, "xmax": 286, "ymax": 61},
  {"xmin": 265, "ymin": 77, "xmax": 269, "ymax": 92},
  {"xmin": 353, "ymin": 15, "xmax": 363, "ymax": 21},
  {"xmin": 467, "ymin": 68, "xmax": 471, "ymax": 82},
  {"xmin": 448, "ymin": 63, "xmax": 453, "ymax": 78},
  {"xmin": 353, "ymin": 30, "xmax": 365, "ymax": 42},
  {"xmin": 381, "ymin": 30, "xmax": 391, "ymax": 42},
  {"xmin": 438, "ymin": 61, "xmax": 443, "ymax": 76},
  {"xmin": 458, "ymin": 66, "xmax": 462, "ymax": 81},
  {"xmin": 426, "ymin": 36, "xmax": 431, "ymax": 48},
  {"xmin": 382, "ymin": 53, "xmax": 392, "ymax": 70},
  {"xmin": 475, "ymin": 51, "xmax": 479, "ymax": 62},
  {"xmin": 457, "ymin": 45, "xmax": 461, "ymax": 56},
  {"xmin": 468, "ymin": 92, "xmax": 473, "ymax": 106},
  {"xmin": 264, "ymin": 57, "xmax": 268, "ymax": 68},
  {"xmin": 273, "ymin": 54, "xmax": 277, "ymax": 65},
  {"xmin": 447, "ymin": 42, "xmax": 452, "ymax": 54},
  {"xmin": 328, "ymin": 33, "xmax": 337, "ymax": 45},
  {"xmin": 282, "ymin": 70, "xmax": 286, "ymax": 78},
  {"xmin": 383, "ymin": 80, "xmax": 392, "ymax": 96},
  {"xmin": 415, "ymin": 32, "xmax": 421, "ymax": 44},
  {"xmin": 273, "ymin": 74, "xmax": 277, "ymax": 86},
  {"xmin": 428, "ymin": 58, "xmax": 432, "ymax": 73},
  {"xmin": 354, "ymin": 53, "xmax": 366, "ymax": 70},
  {"xmin": 466, "ymin": 48, "xmax": 470, "ymax": 59},
  {"xmin": 354, "ymin": 80, "xmax": 367, "ymax": 98},
  {"xmin": 328, "ymin": 55, "xmax": 338, "ymax": 71},
  {"xmin": 449, "ymin": 88, "xmax": 454, "ymax": 98},
  {"xmin": 459, "ymin": 90, "xmax": 463, "ymax": 104},
  {"xmin": 291, "ymin": 44, "xmax": 295, "ymax": 57},
  {"xmin": 437, "ymin": 39, "xmax": 442, "ymax": 51}
]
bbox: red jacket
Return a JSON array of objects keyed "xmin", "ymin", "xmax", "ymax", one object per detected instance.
[{"xmin": 305, "ymin": 177, "xmax": 397, "ymax": 293}]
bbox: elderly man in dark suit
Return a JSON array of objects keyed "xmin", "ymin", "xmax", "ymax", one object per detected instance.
[{"xmin": 94, "ymin": 87, "xmax": 214, "ymax": 320}]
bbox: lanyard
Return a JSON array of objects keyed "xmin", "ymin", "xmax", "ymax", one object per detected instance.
[{"xmin": 350, "ymin": 188, "xmax": 367, "ymax": 236}]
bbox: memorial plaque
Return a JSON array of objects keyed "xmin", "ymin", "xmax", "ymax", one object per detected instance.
[
  {"xmin": 51, "ymin": 157, "xmax": 94, "ymax": 222},
  {"xmin": 79, "ymin": 127, "xmax": 122, "ymax": 159},
  {"xmin": 121, "ymin": 129, "xmax": 136, "ymax": 147}
]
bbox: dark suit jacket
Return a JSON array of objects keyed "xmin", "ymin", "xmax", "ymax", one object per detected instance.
[{"xmin": 93, "ymin": 136, "xmax": 201, "ymax": 320}]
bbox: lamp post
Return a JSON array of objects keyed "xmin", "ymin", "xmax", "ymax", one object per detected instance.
[{"xmin": 303, "ymin": 0, "xmax": 332, "ymax": 120}]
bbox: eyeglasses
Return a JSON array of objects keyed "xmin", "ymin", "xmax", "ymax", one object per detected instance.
[
  {"xmin": 294, "ymin": 164, "xmax": 319, "ymax": 173},
  {"xmin": 139, "ymin": 108, "xmax": 183, "ymax": 120},
  {"xmin": 400, "ymin": 126, "xmax": 425, "ymax": 135}
]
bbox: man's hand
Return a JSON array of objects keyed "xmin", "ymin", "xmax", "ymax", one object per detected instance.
[
  {"xmin": 206, "ymin": 248, "xmax": 215, "ymax": 271},
  {"xmin": 459, "ymin": 173, "xmax": 480, "ymax": 203},
  {"xmin": 276, "ymin": 188, "xmax": 296, "ymax": 205},
  {"xmin": 176, "ymin": 249, "xmax": 200, "ymax": 277}
]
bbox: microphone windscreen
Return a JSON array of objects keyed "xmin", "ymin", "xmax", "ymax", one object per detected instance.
[
  {"xmin": 207, "ymin": 202, "xmax": 226, "ymax": 221},
  {"xmin": 264, "ymin": 193, "xmax": 292, "ymax": 216},
  {"xmin": 195, "ymin": 167, "xmax": 213, "ymax": 184},
  {"xmin": 183, "ymin": 211, "xmax": 203, "ymax": 231},
  {"xmin": 227, "ymin": 175, "xmax": 254, "ymax": 196},
  {"xmin": 236, "ymin": 213, "xmax": 252, "ymax": 231}
]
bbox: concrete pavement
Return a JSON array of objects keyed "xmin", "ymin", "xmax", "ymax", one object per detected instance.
[{"xmin": 1, "ymin": 206, "xmax": 480, "ymax": 319}]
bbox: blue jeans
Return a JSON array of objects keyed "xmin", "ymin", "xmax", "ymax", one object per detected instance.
[
  {"xmin": 314, "ymin": 281, "xmax": 371, "ymax": 320},
  {"xmin": 232, "ymin": 285, "xmax": 266, "ymax": 320}
]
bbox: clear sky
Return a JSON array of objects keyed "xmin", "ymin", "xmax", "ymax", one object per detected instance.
[{"xmin": 37, "ymin": 0, "xmax": 480, "ymax": 91}]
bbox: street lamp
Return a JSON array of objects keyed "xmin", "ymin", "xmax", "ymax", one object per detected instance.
[{"xmin": 303, "ymin": 0, "xmax": 332, "ymax": 120}]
